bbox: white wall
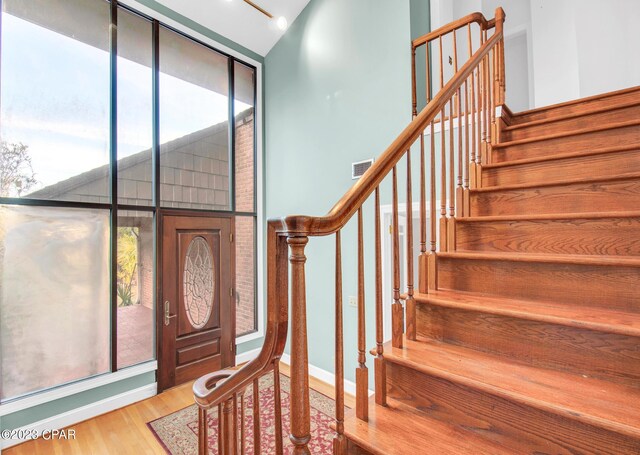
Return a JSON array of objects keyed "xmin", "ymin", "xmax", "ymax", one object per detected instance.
[
  {"xmin": 430, "ymin": 0, "xmax": 640, "ymax": 110},
  {"xmin": 574, "ymin": 0, "xmax": 640, "ymax": 99},
  {"xmin": 530, "ymin": 0, "xmax": 580, "ymax": 106},
  {"xmin": 431, "ymin": 0, "xmax": 534, "ymax": 110}
]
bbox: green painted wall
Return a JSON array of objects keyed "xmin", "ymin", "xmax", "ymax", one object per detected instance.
[
  {"xmin": 410, "ymin": 0, "xmax": 432, "ymax": 112},
  {"xmin": 265, "ymin": 0, "xmax": 418, "ymax": 383}
]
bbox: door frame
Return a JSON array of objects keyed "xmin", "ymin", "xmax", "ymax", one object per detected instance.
[
  {"xmin": 379, "ymin": 201, "xmax": 435, "ymax": 343},
  {"xmin": 156, "ymin": 209, "xmax": 236, "ymax": 392}
]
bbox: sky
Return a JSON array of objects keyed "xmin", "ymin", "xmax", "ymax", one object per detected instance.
[{"xmin": 0, "ymin": 12, "xmax": 251, "ymax": 193}]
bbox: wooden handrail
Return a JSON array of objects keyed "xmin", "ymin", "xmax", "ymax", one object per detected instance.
[
  {"xmin": 412, "ymin": 12, "xmax": 494, "ymax": 48},
  {"xmin": 281, "ymin": 30, "xmax": 502, "ymax": 237}
]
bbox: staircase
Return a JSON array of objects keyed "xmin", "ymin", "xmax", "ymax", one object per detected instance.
[
  {"xmin": 192, "ymin": 9, "xmax": 640, "ymax": 455},
  {"xmin": 342, "ymin": 85, "xmax": 640, "ymax": 455}
]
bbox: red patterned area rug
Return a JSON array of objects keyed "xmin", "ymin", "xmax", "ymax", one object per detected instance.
[{"xmin": 148, "ymin": 373, "xmax": 340, "ymax": 454}]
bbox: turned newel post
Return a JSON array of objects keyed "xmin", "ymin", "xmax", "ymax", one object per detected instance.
[{"xmin": 287, "ymin": 236, "xmax": 311, "ymax": 455}]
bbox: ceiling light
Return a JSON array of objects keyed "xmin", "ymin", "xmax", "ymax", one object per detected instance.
[{"xmin": 276, "ymin": 16, "xmax": 288, "ymax": 31}]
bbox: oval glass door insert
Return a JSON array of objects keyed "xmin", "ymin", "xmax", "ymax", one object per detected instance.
[{"xmin": 183, "ymin": 236, "xmax": 215, "ymax": 329}]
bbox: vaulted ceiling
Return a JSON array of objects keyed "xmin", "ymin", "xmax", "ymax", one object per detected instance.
[{"xmin": 156, "ymin": 0, "xmax": 311, "ymax": 56}]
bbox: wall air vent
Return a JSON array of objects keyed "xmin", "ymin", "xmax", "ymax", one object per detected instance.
[{"xmin": 352, "ymin": 158, "xmax": 374, "ymax": 179}]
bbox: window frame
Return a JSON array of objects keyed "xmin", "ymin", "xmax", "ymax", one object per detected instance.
[{"xmin": 0, "ymin": 0, "xmax": 263, "ymax": 409}]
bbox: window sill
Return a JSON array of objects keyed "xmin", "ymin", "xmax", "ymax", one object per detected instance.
[
  {"xmin": 236, "ymin": 328, "xmax": 264, "ymax": 345},
  {"xmin": 0, "ymin": 361, "xmax": 157, "ymax": 416}
]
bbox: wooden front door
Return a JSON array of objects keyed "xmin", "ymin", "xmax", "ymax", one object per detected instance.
[{"xmin": 159, "ymin": 214, "xmax": 235, "ymax": 391}]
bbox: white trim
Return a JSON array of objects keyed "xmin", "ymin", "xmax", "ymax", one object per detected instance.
[
  {"xmin": 280, "ymin": 354, "xmax": 375, "ymax": 398},
  {"xmin": 119, "ymin": 1, "xmax": 266, "ymax": 347},
  {"xmin": 236, "ymin": 347, "xmax": 261, "ymax": 365},
  {"xmin": 423, "ymin": 115, "xmax": 471, "ymax": 136},
  {"xmin": 0, "ymin": 383, "xmax": 157, "ymax": 450},
  {"xmin": 0, "ymin": 361, "xmax": 157, "ymax": 417},
  {"xmin": 379, "ymin": 202, "xmax": 424, "ymax": 342},
  {"xmin": 236, "ymin": 329, "xmax": 263, "ymax": 345}
]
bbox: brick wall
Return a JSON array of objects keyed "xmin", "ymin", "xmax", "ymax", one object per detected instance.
[
  {"xmin": 234, "ymin": 110, "xmax": 256, "ymax": 336},
  {"xmin": 235, "ymin": 110, "xmax": 254, "ymax": 212}
]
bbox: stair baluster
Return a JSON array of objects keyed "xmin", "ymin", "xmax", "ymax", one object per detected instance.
[
  {"xmin": 455, "ymin": 29, "xmax": 465, "ymax": 218},
  {"xmin": 470, "ymin": 46, "xmax": 478, "ymax": 187},
  {"xmin": 238, "ymin": 389, "xmax": 246, "ymax": 455},
  {"xmin": 448, "ymin": 97, "xmax": 456, "ymax": 248},
  {"xmin": 418, "ymin": 121, "xmax": 428, "ymax": 293},
  {"xmin": 490, "ymin": 32, "xmax": 496, "ymax": 155},
  {"xmin": 273, "ymin": 363, "xmax": 284, "ymax": 454},
  {"xmin": 374, "ymin": 187, "xmax": 387, "ymax": 406},
  {"xmin": 427, "ymin": 119, "xmax": 437, "ymax": 291},
  {"xmin": 406, "ymin": 149, "xmax": 417, "ymax": 340},
  {"xmin": 333, "ymin": 231, "xmax": 347, "ymax": 454},
  {"xmin": 391, "ymin": 166, "xmax": 404, "ymax": 348},
  {"xmin": 252, "ymin": 378, "xmax": 260, "ymax": 454},
  {"xmin": 218, "ymin": 403, "xmax": 224, "ymax": 454},
  {"xmin": 198, "ymin": 407, "xmax": 208, "ymax": 455},
  {"xmin": 356, "ymin": 208, "xmax": 369, "ymax": 421}
]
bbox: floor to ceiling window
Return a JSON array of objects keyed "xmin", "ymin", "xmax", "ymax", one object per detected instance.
[{"xmin": 0, "ymin": 0, "xmax": 258, "ymax": 402}]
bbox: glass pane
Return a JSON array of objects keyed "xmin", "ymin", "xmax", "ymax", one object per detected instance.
[
  {"xmin": 0, "ymin": 205, "xmax": 110, "ymax": 400},
  {"xmin": 234, "ymin": 62, "xmax": 255, "ymax": 213},
  {"xmin": 0, "ymin": 0, "xmax": 110, "ymax": 203},
  {"xmin": 117, "ymin": 9, "xmax": 153, "ymax": 206},
  {"xmin": 159, "ymin": 27, "xmax": 231, "ymax": 210},
  {"xmin": 184, "ymin": 236, "xmax": 215, "ymax": 329},
  {"xmin": 235, "ymin": 216, "xmax": 256, "ymax": 336},
  {"xmin": 117, "ymin": 210, "xmax": 154, "ymax": 368}
]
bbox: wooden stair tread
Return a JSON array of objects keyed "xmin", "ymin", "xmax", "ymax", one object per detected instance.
[
  {"xmin": 384, "ymin": 338, "xmax": 640, "ymax": 438},
  {"xmin": 482, "ymin": 144, "xmax": 640, "ymax": 169},
  {"xmin": 456, "ymin": 210, "xmax": 640, "ymax": 223},
  {"xmin": 492, "ymin": 118, "xmax": 640, "ymax": 149},
  {"xmin": 414, "ymin": 289, "xmax": 640, "ymax": 337},
  {"xmin": 504, "ymin": 99, "xmax": 640, "ymax": 132},
  {"xmin": 471, "ymin": 170, "xmax": 640, "ymax": 193},
  {"xmin": 341, "ymin": 396, "xmax": 516, "ymax": 455},
  {"xmin": 437, "ymin": 250, "xmax": 640, "ymax": 267},
  {"xmin": 512, "ymin": 85, "xmax": 640, "ymax": 120}
]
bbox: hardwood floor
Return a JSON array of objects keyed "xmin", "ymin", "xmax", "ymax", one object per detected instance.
[{"xmin": 5, "ymin": 362, "xmax": 353, "ymax": 455}]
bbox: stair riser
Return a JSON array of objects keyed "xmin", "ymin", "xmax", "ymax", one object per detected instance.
[
  {"xmin": 470, "ymin": 178, "xmax": 640, "ymax": 217},
  {"xmin": 513, "ymin": 89, "xmax": 640, "ymax": 124},
  {"xmin": 386, "ymin": 362, "xmax": 640, "ymax": 455},
  {"xmin": 347, "ymin": 441, "xmax": 371, "ymax": 455},
  {"xmin": 504, "ymin": 104, "xmax": 640, "ymax": 141},
  {"xmin": 492, "ymin": 124, "xmax": 640, "ymax": 163},
  {"xmin": 455, "ymin": 217, "xmax": 640, "ymax": 255},
  {"xmin": 482, "ymin": 149, "xmax": 640, "ymax": 187},
  {"xmin": 416, "ymin": 304, "xmax": 640, "ymax": 386},
  {"xmin": 436, "ymin": 256, "xmax": 639, "ymax": 311}
]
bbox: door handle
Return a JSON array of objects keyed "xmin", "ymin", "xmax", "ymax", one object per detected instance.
[{"xmin": 164, "ymin": 300, "xmax": 177, "ymax": 326}]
